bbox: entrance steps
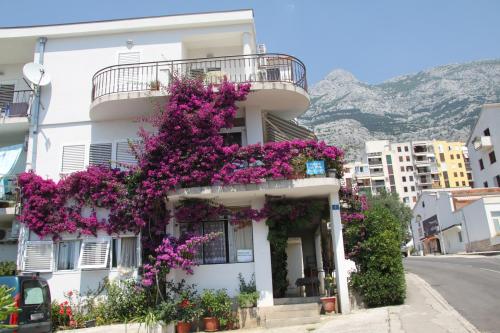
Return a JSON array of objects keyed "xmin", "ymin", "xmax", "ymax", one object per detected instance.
[{"xmin": 260, "ymin": 302, "xmax": 321, "ymax": 328}]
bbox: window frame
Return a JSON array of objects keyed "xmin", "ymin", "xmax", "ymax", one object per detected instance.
[
  {"xmin": 56, "ymin": 240, "xmax": 81, "ymax": 272},
  {"xmin": 110, "ymin": 236, "xmax": 140, "ymax": 269}
]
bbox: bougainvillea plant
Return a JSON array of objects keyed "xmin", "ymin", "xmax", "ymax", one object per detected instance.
[{"xmin": 17, "ymin": 76, "xmax": 345, "ymax": 281}]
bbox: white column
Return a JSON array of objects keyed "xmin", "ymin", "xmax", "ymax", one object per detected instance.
[
  {"xmin": 242, "ymin": 32, "xmax": 252, "ymax": 55},
  {"xmin": 329, "ymin": 192, "xmax": 351, "ymax": 314},
  {"xmin": 314, "ymin": 228, "xmax": 325, "ymax": 296},
  {"xmin": 245, "ymin": 107, "xmax": 263, "ymax": 145},
  {"xmin": 251, "ymin": 196, "xmax": 273, "ymax": 307},
  {"xmin": 242, "ymin": 32, "xmax": 254, "ymax": 80}
]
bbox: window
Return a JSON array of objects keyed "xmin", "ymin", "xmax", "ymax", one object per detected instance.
[
  {"xmin": 445, "ymin": 181, "xmax": 450, "ymax": 187},
  {"xmin": 399, "ymin": 156, "xmax": 403, "ymax": 162},
  {"xmin": 61, "ymin": 145, "xmax": 85, "ymax": 173},
  {"xmin": 450, "ymin": 154, "xmax": 454, "ymax": 160},
  {"xmin": 458, "ymin": 231, "xmax": 463, "ymax": 243},
  {"xmin": 386, "ymin": 155, "xmax": 392, "ymax": 164},
  {"xmin": 484, "ymin": 128, "xmax": 490, "ymax": 136},
  {"xmin": 409, "ymin": 175, "xmax": 414, "ymax": 181},
  {"xmin": 479, "ymin": 159, "xmax": 484, "ymax": 170},
  {"xmin": 496, "ymin": 175, "xmax": 500, "ymax": 187},
  {"xmin": 116, "ymin": 141, "xmax": 138, "ymax": 169},
  {"xmin": 458, "ymin": 163, "xmax": 462, "ymax": 168},
  {"xmin": 412, "ymin": 196, "xmax": 417, "ymax": 203},
  {"xmin": 397, "ymin": 147, "xmax": 401, "ymax": 152},
  {"xmin": 79, "ymin": 239, "xmax": 110, "ymax": 269},
  {"xmin": 22, "ymin": 280, "xmax": 44, "ymax": 305},
  {"xmin": 222, "ymin": 132, "xmax": 243, "ymax": 146},
  {"xmin": 57, "ymin": 240, "xmax": 81, "ymax": 271},
  {"xmin": 403, "ymin": 197, "xmax": 409, "ymax": 203},
  {"xmin": 179, "ymin": 218, "xmax": 253, "ymax": 264},
  {"xmin": 402, "ymin": 176, "xmax": 406, "ymax": 182},
  {"xmin": 489, "ymin": 151, "xmax": 496, "ymax": 164},
  {"xmin": 411, "ymin": 186, "xmax": 415, "ymax": 191},
  {"xmin": 89, "ymin": 143, "xmax": 112, "ymax": 166},
  {"xmin": 454, "ymin": 172, "xmax": 458, "ymax": 177},
  {"xmin": 404, "ymin": 146, "xmax": 409, "ymax": 152},
  {"xmin": 484, "ymin": 181, "xmax": 489, "ymax": 188},
  {"xmin": 23, "ymin": 241, "xmax": 54, "ymax": 272},
  {"xmin": 407, "ymin": 166, "xmax": 413, "ymax": 172},
  {"xmin": 460, "ymin": 172, "xmax": 464, "ymax": 177},
  {"xmin": 455, "ymin": 181, "xmax": 459, "ymax": 187},
  {"xmin": 404, "ymin": 186, "xmax": 408, "ymax": 192},
  {"xmin": 456, "ymin": 154, "xmax": 460, "ymax": 159},
  {"xmin": 462, "ymin": 181, "xmax": 466, "ymax": 186},
  {"xmin": 406, "ymin": 156, "xmax": 410, "ymax": 162},
  {"xmin": 111, "ymin": 237, "xmax": 138, "ymax": 268},
  {"xmin": 491, "ymin": 211, "xmax": 500, "ymax": 235},
  {"xmin": 400, "ymin": 166, "xmax": 405, "ymax": 172},
  {"xmin": 440, "ymin": 153, "xmax": 445, "ymax": 162}
]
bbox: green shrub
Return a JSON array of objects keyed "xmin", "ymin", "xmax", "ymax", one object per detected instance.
[
  {"xmin": 0, "ymin": 262, "xmax": 16, "ymax": 276},
  {"xmin": 200, "ymin": 289, "xmax": 232, "ymax": 324},
  {"xmin": 236, "ymin": 273, "xmax": 258, "ymax": 307},
  {"xmin": 0, "ymin": 286, "xmax": 18, "ymax": 329},
  {"xmin": 349, "ymin": 203, "xmax": 406, "ymax": 307}
]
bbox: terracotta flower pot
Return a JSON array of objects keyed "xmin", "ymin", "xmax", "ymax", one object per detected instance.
[
  {"xmin": 320, "ymin": 296, "xmax": 336, "ymax": 313},
  {"xmin": 203, "ymin": 317, "xmax": 220, "ymax": 332},
  {"xmin": 176, "ymin": 321, "xmax": 191, "ymax": 333}
]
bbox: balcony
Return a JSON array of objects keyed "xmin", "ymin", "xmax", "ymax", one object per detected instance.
[
  {"xmin": 90, "ymin": 53, "xmax": 309, "ymax": 121},
  {"xmin": 0, "ymin": 90, "xmax": 32, "ymax": 134},
  {"xmin": 473, "ymin": 136, "xmax": 493, "ymax": 152}
]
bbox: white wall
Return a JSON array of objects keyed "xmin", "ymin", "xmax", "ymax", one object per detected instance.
[
  {"xmin": 0, "ymin": 243, "xmax": 18, "ymax": 262},
  {"xmin": 467, "ymin": 105, "xmax": 500, "ymax": 187}
]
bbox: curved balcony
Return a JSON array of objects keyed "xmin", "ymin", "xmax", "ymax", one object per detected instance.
[{"xmin": 90, "ymin": 53, "xmax": 309, "ymax": 120}]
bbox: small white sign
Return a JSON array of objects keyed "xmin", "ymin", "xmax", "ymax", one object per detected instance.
[{"xmin": 237, "ymin": 249, "xmax": 253, "ymax": 262}]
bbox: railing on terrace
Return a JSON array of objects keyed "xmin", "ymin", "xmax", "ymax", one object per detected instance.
[
  {"xmin": 91, "ymin": 53, "xmax": 307, "ymax": 101},
  {"xmin": 0, "ymin": 90, "xmax": 33, "ymax": 119}
]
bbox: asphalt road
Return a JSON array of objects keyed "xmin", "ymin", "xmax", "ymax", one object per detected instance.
[{"xmin": 404, "ymin": 255, "xmax": 500, "ymax": 333}]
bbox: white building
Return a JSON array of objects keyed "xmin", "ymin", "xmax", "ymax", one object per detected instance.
[
  {"xmin": 1, "ymin": 9, "xmax": 351, "ymax": 316},
  {"xmin": 467, "ymin": 103, "xmax": 500, "ymax": 188},
  {"xmin": 411, "ymin": 188, "xmax": 500, "ymax": 254}
]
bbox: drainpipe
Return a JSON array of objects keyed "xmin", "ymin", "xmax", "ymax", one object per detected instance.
[
  {"xmin": 27, "ymin": 37, "xmax": 47, "ymax": 171},
  {"xmin": 460, "ymin": 210, "xmax": 472, "ymax": 252}
]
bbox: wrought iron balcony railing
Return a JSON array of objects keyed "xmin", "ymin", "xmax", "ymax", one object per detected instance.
[
  {"xmin": 0, "ymin": 90, "xmax": 33, "ymax": 118},
  {"xmin": 91, "ymin": 53, "xmax": 307, "ymax": 101}
]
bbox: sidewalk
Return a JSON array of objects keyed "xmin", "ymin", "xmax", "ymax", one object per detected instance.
[{"xmin": 242, "ymin": 273, "xmax": 479, "ymax": 333}]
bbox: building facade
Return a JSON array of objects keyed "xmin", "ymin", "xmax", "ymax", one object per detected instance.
[
  {"xmin": 411, "ymin": 188, "xmax": 500, "ymax": 254},
  {"xmin": 344, "ymin": 139, "xmax": 472, "ymax": 208},
  {"xmin": 1, "ymin": 10, "xmax": 351, "ymax": 314},
  {"xmin": 467, "ymin": 103, "xmax": 500, "ymax": 188}
]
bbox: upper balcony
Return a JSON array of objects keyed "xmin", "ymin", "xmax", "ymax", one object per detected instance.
[
  {"xmin": 472, "ymin": 136, "xmax": 493, "ymax": 153},
  {"xmin": 0, "ymin": 89, "xmax": 32, "ymax": 135},
  {"xmin": 90, "ymin": 53, "xmax": 309, "ymax": 121}
]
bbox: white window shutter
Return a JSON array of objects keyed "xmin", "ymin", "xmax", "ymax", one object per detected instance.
[
  {"xmin": 23, "ymin": 241, "xmax": 54, "ymax": 272},
  {"xmin": 61, "ymin": 145, "xmax": 85, "ymax": 173},
  {"xmin": 89, "ymin": 143, "xmax": 112, "ymax": 166},
  {"xmin": 116, "ymin": 141, "xmax": 137, "ymax": 169},
  {"xmin": 79, "ymin": 239, "xmax": 110, "ymax": 269}
]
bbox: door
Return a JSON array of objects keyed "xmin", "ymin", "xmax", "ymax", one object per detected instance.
[{"xmin": 19, "ymin": 279, "xmax": 51, "ymax": 333}]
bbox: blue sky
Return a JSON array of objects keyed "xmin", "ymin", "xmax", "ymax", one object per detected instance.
[{"xmin": 2, "ymin": 0, "xmax": 499, "ymax": 85}]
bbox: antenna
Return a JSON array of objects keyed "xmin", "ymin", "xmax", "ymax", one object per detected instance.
[{"xmin": 23, "ymin": 62, "xmax": 51, "ymax": 86}]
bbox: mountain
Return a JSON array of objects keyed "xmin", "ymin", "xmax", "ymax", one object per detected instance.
[{"xmin": 298, "ymin": 59, "xmax": 500, "ymax": 161}]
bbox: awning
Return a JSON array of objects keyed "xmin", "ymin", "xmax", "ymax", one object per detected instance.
[{"xmin": 0, "ymin": 144, "xmax": 25, "ymax": 201}]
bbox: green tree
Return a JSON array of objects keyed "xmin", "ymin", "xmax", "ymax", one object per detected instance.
[
  {"xmin": 367, "ymin": 189, "xmax": 412, "ymax": 244},
  {"xmin": 347, "ymin": 203, "xmax": 406, "ymax": 307}
]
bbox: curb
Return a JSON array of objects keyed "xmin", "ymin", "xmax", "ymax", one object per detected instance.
[{"xmin": 406, "ymin": 273, "xmax": 479, "ymax": 333}]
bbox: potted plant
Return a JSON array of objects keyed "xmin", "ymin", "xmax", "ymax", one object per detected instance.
[
  {"xmin": 236, "ymin": 273, "xmax": 259, "ymax": 308},
  {"xmin": 176, "ymin": 292, "xmax": 200, "ymax": 333},
  {"xmin": 320, "ymin": 273, "xmax": 337, "ymax": 313},
  {"xmin": 149, "ymin": 80, "xmax": 161, "ymax": 91},
  {"xmin": 200, "ymin": 289, "xmax": 232, "ymax": 332}
]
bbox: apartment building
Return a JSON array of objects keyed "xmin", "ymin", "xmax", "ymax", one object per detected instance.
[
  {"xmin": 467, "ymin": 103, "xmax": 500, "ymax": 188},
  {"xmin": 411, "ymin": 188, "xmax": 500, "ymax": 254},
  {"xmin": 0, "ymin": 10, "xmax": 351, "ymax": 314},
  {"xmin": 433, "ymin": 140, "xmax": 472, "ymax": 188},
  {"xmin": 344, "ymin": 139, "xmax": 471, "ymax": 208}
]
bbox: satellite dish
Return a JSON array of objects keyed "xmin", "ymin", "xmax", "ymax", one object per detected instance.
[{"xmin": 23, "ymin": 62, "xmax": 51, "ymax": 86}]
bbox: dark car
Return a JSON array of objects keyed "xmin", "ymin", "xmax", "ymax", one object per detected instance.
[{"xmin": 0, "ymin": 275, "xmax": 51, "ymax": 333}]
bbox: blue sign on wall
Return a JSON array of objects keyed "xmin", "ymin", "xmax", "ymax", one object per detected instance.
[
  {"xmin": 306, "ymin": 160, "xmax": 326, "ymax": 175},
  {"xmin": 331, "ymin": 204, "xmax": 340, "ymax": 211}
]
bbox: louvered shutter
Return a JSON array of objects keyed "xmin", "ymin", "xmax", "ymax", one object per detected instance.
[
  {"xmin": 79, "ymin": 239, "xmax": 110, "ymax": 269},
  {"xmin": 117, "ymin": 52, "xmax": 141, "ymax": 92},
  {"xmin": 89, "ymin": 143, "xmax": 112, "ymax": 166},
  {"xmin": 23, "ymin": 241, "xmax": 54, "ymax": 272},
  {"xmin": 0, "ymin": 84, "xmax": 15, "ymax": 113},
  {"xmin": 116, "ymin": 141, "xmax": 137, "ymax": 169},
  {"xmin": 61, "ymin": 145, "xmax": 85, "ymax": 173}
]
